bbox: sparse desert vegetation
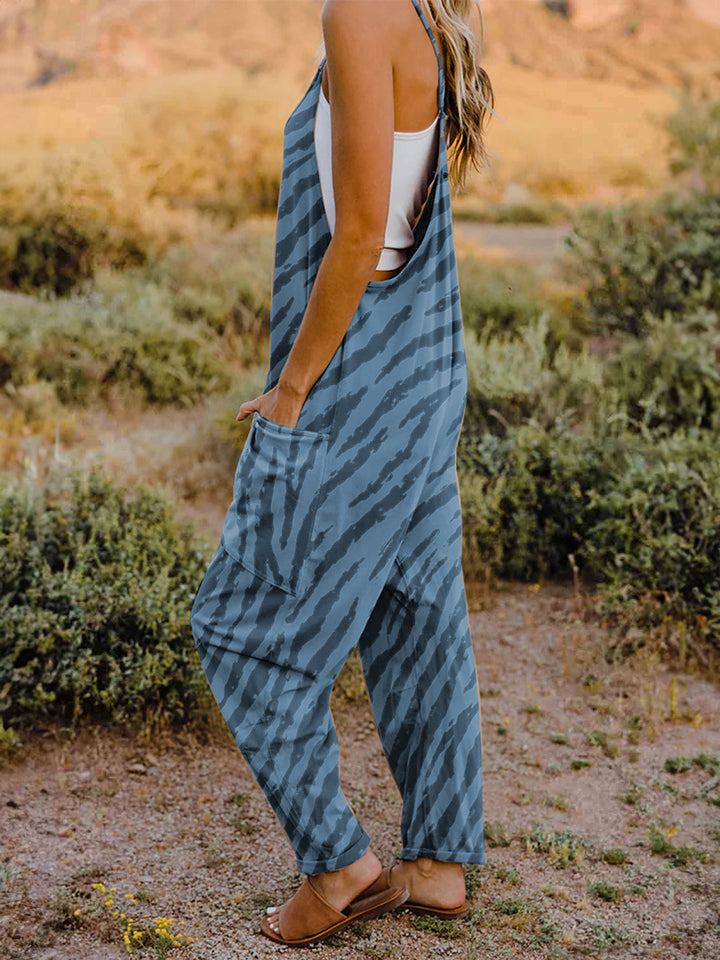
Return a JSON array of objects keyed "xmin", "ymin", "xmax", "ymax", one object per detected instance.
[{"xmin": 1, "ymin": 1, "xmax": 720, "ymax": 957}]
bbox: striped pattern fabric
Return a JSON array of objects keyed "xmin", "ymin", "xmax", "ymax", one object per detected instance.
[{"xmin": 190, "ymin": 0, "xmax": 485, "ymax": 875}]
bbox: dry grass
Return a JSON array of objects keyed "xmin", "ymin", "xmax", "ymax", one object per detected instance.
[
  {"xmin": 1, "ymin": 0, "xmax": 719, "ymax": 228},
  {"xmin": 460, "ymin": 61, "xmax": 678, "ymax": 204},
  {"xmin": 0, "ymin": 66, "xmax": 290, "ymax": 250},
  {"xmin": 0, "ymin": 29, "xmax": 692, "ymax": 247}
]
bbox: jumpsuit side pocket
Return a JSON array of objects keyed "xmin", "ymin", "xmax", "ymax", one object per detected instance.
[{"xmin": 223, "ymin": 412, "xmax": 330, "ymax": 598}]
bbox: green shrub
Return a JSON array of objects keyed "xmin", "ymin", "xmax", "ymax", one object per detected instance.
[
  {"xmin": 602, "ymin": 848, "xmax": 627, "ymax": 865},
  {"xmin": 457, "ymin": 256, "xmax": 554, "ymax": 341},
  {"xmin": 589, "ymin": 882, "xmax": 625, "ymax": 903},
  {"xmin": 665, "ymin": 91, "xmax": 720, "ymax": 194},
  {"xmin": 143, "ymin": 232, "xmax": 273, "ymax": 349},
  {"xmin": 4, "ymin": 215, "xmax": 94, "ymax": 297},
  {"xmin": 0, "ymin": 719, "xmax": 21, "ymax": 766},
  {"xmin": 578, "ymin": 430, "xmax": 720, "ymax": 662},
  {"xmin": 463, "ymin": 312, "xmax": 604, "ymax": 436},
  {"xmin": 458, "ymin": 415, "xmax": 720, "ymax": 663},
  {"xmin": 665, "ymin": 757, "xmax": 693, "ymax": 775},
  {"xmin": 484, "ymin": 822, "xmax": 512, "ymax": 848},
  {"xmin": 647, "ymin": 824, "xmax": 707, "ymax": 867},
  {"xmin": 562, "ymin": 193, "xmax": 720, "ymax": 336},
  {"xmin": 463, "ymin": 318, "xmax": 552, "ymax": 433},
  {"xmin": 0, "ymin": 471, "xmax": 211, "ymax": 731},
  {"xmin": 693, "ymin": 752, "xmax": 720, "ymax": 776},
  {"xmin": 458, "ymin": 420, "xmax": 618, "ymax": 582},
  {"xmin": 601, "ymin": 309, "xmax": 720, "ymax": 434},
  {"xmin": 0, "ymin": 276, "xmax": 233, "ymax": 405},
  {"xmin": 525, "ymin": 824, "xmax": 584, "ymax": 868}
]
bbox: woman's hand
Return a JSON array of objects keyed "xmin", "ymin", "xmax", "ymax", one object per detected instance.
[{"xmin": 236, "ymin": 382, "xmax": 307, "ymax": 430}]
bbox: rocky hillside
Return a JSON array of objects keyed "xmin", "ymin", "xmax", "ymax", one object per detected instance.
[
  {"xmin": 0, "ymin": 0, "xmax": 719, "ymax": 95},
  {"xmin": 0, "ymin": 1, "xmax": 324, "ymax": 92},
  {"xmin": 482, "ymin": 0, "xmax": 720, "ymax": 94}
]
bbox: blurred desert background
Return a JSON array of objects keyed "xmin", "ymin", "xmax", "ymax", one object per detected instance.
[
  {"xmin": 2, "ymin": 3, "xmax": 720, "ymax": 958},
  {"xmin": 1, "ymin": 0, "xmax": 720, "ymax": 226}
]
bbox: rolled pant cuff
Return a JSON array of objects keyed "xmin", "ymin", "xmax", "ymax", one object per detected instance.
[
  {"xmin": 295, "ymin": 830, "xmax": 371, "ymax": 875},
  {"xmin": 400, "ymin": 845, "xmax": 486, "ymax": 866}
]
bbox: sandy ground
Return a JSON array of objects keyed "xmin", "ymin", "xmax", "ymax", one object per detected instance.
[{"xmin": 2, "ymin": 581, "xmax": 718, "ymax": 960}]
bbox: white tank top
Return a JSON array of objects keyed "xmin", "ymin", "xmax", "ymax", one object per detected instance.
[{"xmin": 314, "ymin": 81, "xmax": 440, "ymax": 271}]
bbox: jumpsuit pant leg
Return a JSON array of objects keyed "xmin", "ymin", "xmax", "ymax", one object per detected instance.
[
  {"xmin": 357, "ymin": 463, "xmax": 485, "ymax": 864},
  {"xmin": 190, "ymin": 453, "xmax": 485, "ymax": 874},
  {"xmin": 191, "ymin": 544, "xmax": 373, "ymax": 874}
]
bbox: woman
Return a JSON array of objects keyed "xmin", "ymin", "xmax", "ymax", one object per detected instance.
[{"xmin": 190, "ymin": 0, "xmax": 495, "ymax": 947}]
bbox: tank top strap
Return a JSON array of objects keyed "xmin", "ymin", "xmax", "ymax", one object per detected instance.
[{"xmin": 409, "ymin": 0, "xmax": 445, "ymax": 122}]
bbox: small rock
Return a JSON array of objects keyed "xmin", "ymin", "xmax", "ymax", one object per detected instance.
[
  {"xmin": 45, "ymin": 826, "xmax": 75, "ymax": 837},
  {"xmin": 127, "ymin": 763, "xmax": 147, "ymax": 775}
]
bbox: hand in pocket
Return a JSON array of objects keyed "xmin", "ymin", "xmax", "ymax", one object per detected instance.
[{"xmin": 236, "ymin": 382, "xmax": 306, "ymax": 430}]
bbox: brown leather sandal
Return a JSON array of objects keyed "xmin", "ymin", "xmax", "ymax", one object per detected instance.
[
  {"xmin": 260, "ymin": 871, "xmax": 410, "ymax": 947},
  {"xmin": 348, "ymin": 864, "xmax": 472, "ymax": 920}
]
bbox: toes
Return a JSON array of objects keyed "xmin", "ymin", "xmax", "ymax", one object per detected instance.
[{"xmin": 266, "ymin": 905, "xmax": 278, "ymax": 914}]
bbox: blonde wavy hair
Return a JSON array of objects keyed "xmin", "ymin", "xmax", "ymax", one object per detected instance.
[
  {"xmin": 419, "ymin": 0, "xmax": 495, "ymax": 194},
  {"xmin": 315, "ymin": 0, "xmax": 495, "ymax": 195}
]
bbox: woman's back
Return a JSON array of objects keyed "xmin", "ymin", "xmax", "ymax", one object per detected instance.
[
  {"xmin": 318, "ymin": 0, "xmax": 442, "ymax": 135},
  {"xmin": 317, "ymin": 0, "xmax": 446, "ymax": 281}
]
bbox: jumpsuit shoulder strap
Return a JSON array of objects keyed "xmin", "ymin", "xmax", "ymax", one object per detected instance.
[{"xmin": 409, "ymin": 0, "xmax": 445, "ymax": 119}]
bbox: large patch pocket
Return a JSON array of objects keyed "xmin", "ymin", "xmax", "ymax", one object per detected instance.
[{"xmin": 228, "ymin": 411, "xmax": 330, "ymax": 597}]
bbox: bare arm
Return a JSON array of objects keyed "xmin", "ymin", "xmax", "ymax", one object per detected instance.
[{"xmin": 237, "ymin": 0, "xmax": 396, "ymax": 429}]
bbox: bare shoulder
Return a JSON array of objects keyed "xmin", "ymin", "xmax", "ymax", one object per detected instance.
[
  {"xmin": 320, "ymin": 0, "xmax": 399, "ymax": 105},
  {"xmin": 321, "ymin": 0, "xmax": 404, "ymax": 46}
]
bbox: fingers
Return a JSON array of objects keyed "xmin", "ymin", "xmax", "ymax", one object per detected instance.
[{"xmin": 236, "ymin": 400, "xmax": 257, "ymax": 422}]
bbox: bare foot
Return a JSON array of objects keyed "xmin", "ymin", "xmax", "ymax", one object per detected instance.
[
  {"xmin": 265, "ymin": 848, "xmax": 383, "ymax": 935},
  {"xmin": 389, "ymin": 856, "xmax": 466, "ymax": 909}
]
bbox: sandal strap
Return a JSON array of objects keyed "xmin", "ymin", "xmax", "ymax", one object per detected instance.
[
  {"xmin": 349, "ymin": 865, "xmax": 394, "ymax": 903},
  {"xmin": 278, "ymin": 875, "xmax": 348, "ymax": 941}
]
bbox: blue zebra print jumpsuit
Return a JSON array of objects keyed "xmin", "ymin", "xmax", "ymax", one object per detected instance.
[{"xmin": 190, "ymin": 0, "xmax": 485, "ymax": 875}]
